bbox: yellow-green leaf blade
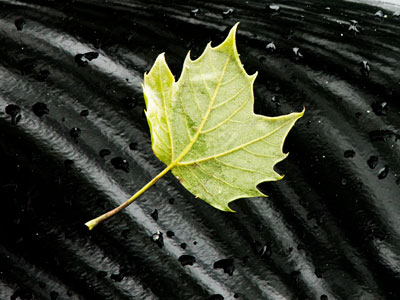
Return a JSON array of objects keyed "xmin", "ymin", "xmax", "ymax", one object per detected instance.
[
  {"xmin": 143, "ymin": 53, "xmax": 174, "ymax": 165},
  {"xmin": 174, "ymin": 111, "xmax": 303, "ymax": 211},
  {"xmin": 144, "ymin": 23, "xmax": 303, "ymax": 211}
]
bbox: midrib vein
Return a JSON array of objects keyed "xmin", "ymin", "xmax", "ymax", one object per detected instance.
[{"xmin": 171, "ymin": 54, "xmax": 231, "ymax": 165}]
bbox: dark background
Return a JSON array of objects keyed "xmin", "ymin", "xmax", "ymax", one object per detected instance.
[{"xmin": 0, "ymin": 0, "xmax": 399, "ymax": 299}]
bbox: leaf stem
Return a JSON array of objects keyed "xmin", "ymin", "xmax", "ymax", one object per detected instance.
[{"xmin": 85, "ymin": 163, "xmax": 175, "ymax": 230}]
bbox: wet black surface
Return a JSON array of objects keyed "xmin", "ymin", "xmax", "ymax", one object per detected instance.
[{"xmin": 0, "ymin": 0, "xmax": 399, "ymax": 299}]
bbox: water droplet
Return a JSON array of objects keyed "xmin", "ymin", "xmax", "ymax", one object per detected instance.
[
  {"xmin": 120, "ymin": 96, "xmax": 137, "ymax": 111},
  {"xmin": 341, "ymin": 178, "xmax": 347, "ymax": 185},
  {"xmin": 378, "ymin": 165, "xmax": 389, "ymax": 179},
  {"xmin": 97, "ymin": 271, "xmax": 107, "ymax": 278},
  {"xmin": 222, "ymin": 8, "xmax": 234, "ymax": 19},
  {"xmin": 348, "ymin": 23, "xmax": 359, "ymax": 33},
  {"xmin": 208, "ymin": 294, "xmax": 224, "ymax": 300},
  {"xmin": 371, "ymin": 101, "xmax": 388, "ymax": 116},
  {"xmin": 150, "ymin": 209, "xmax": 158, "ymax": 221},
  {"xmin": 190, "ymin": 8, "xmax": 199, "ymax": 18},
  {"xmin": 129, "ymin": 142, "xmax": 138, "ymax": 150},
  {"xmin": 213, "ymin": 258, "xmax": 235, "ymax": 276},
  {"xmin": 151, "ymin": 231, "xmax": 163, "ymax": 248},
  {"xmin": 74, "ymin": 51, "xmax": 99, "ymax": 67},
  {"xmin": 110, "ymin": 272, "xmax": 124, "ymax": 282},
  {"xmin": 168, "ymin": 198, "xmax": 175, "ymax": 204},
  {"xmin": 344, "ymin": 149, "xmax": 355, "ymax": 158},
  {"xmin": 80, "ymin": 109, "xmax": 89, "ymax": 117},
  {"xmin": 180, "ymin": 242, "xmax": 187, "ymax": 249},
  {"xmin": 293, "ymin": 47, "xmax": 303, "ymax": 58},
  {"xmin": 75, "ymin": 54, "xmax": 88, "ymax": 67},
  {"xmin": 166, "ymin": 230, "xmax": 175, "ymax": 238},
  {"xmin": 5, "ymin": 104, "xmax": 21, "ymax": 125},
  {"xmin": 269, "ymin": 4, "xmax": 280, "ymax": 12},
  {"xmin": 32, "ymin": 102, "xmax": 49, "ymax": 117},
  {"xmin": 84, "ymin": 52, "xmax": 99, "ymax": 61},
  {"xmin": 266, "ymin": 41, "xmax": 276, "ymax": 52},
  {"xmin": 315, "ymin": 268, "xmax": 323, "ymax": 278},
  {"xmin": 15, "ymin": 18, "xmax": 25, "ymax": 31},
  {"xmin": 367, "ymin": 155, "xmax": 378, "ymax": 169},
  {"xmin": 320, "ymin": 295, "xmax": 328, "ymax": 300},
  {"xmin": 360, "ymin": 61, "xmax": 370, "ymax": 77},
  {"xmin": 209, "ymin": 295, "xmax": 224, "ymax": 300},
  {"xmin": 375, "ymin": 10, "xmax": 384, "ymax": 19},
  {"xmin": 178, "ymin": 255, "xmax": 196, "ymax": 266},
  {"xmin": 99, "ymin": 149, "xmax": 111, "ymax": 158},
  {"xmin": 69, "ymin": 127, "xmax": 81, "ymax": 139},
  {"xmin": 234, "ymin": 293, "xmax": 239, "ymax": 299},
  {"xmin": 111, "ymin": 157, "xmax": 130, "ymax": 173},
  {"xmin": 252, "ymin": 240, "xmax": 272, "ymax": 257}
]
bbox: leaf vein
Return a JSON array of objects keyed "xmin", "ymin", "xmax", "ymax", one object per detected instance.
[
  {"xmin": 201, "ymin": 96, "xmax": 250, "ymax": 134},
  {"xmin": 153, "ymin": 113, "xmax": 168, "ymax": 133},
  {"xmin": 178, "ymin": 93, "xmax": 194, "ymax": 140},
  {"xmin": 153, "ymin": 128, "xmax": 171, "ymax": 149},
  {"xmin": 207, "ymin": 49, "xmax": 217, "ymax": 78},
  {"xmin": 200, "ymin": 71, "xmax": 212, "ymax": 100},
  {"xmin": 179, "ymin": 118, "xmax": 294, "ymax": 165},
  {"xmin": 186, "ymin": 167, "xmax": 213, "ymax": 198},
  {"xmin": 196, "ymin": 163, "xmax": 247, "ymax": 193},
  {"xmin": 214, "ymin": 158, "xmax": 269, "ymax": 176},
  {"xmin": 260, "ymin": 138, "xmax": 279, "ymax": 147},
  {"xmin": 242, "ymin": 147, "xmax": 280, "ymax": 158},
  {"xmin": 188, "ymin": 69, "xmax": 205, "ymax": 118},
  {"xmin": 212, "ymin": 85, "xmax": 247, "ymax": 110},
  {"xmin": 158, "ymin": 63, "xmax": 174, "ymax": 160},
  {"xmin": 220, "ymin": 73, "xmax": 240, "ymax": 86}
]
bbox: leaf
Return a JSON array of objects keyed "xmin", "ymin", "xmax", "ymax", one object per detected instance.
[
  {"xmin": 143, "ymin": 23, "xmax": 303, "ymax": 212},
  {"xmin": 85, "ymin": 23, "xmax": 303, "ymax": 230}
]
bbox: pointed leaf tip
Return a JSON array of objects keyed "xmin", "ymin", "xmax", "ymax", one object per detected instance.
[{"xmin": 216, "ymin": 22, "xmax": 239, "ymax": 52}]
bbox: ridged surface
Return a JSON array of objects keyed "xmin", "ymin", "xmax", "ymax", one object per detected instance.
[{"xmin": 0, "ymin": 1, "xmax": 399, "ymax": 299}]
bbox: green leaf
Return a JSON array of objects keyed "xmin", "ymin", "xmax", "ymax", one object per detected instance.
[
  {"xmin": 143, "ymin": 23, "xmax": 303, "ymax": 212},
  {"xmin": 85, "ymin": 23, "xmax": 303, "ymax": 230}
]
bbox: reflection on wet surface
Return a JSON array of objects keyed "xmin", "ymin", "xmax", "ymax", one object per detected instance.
[{"xmin": 0, "ymin": 0, "xmax": 399, "ymax": 299}]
